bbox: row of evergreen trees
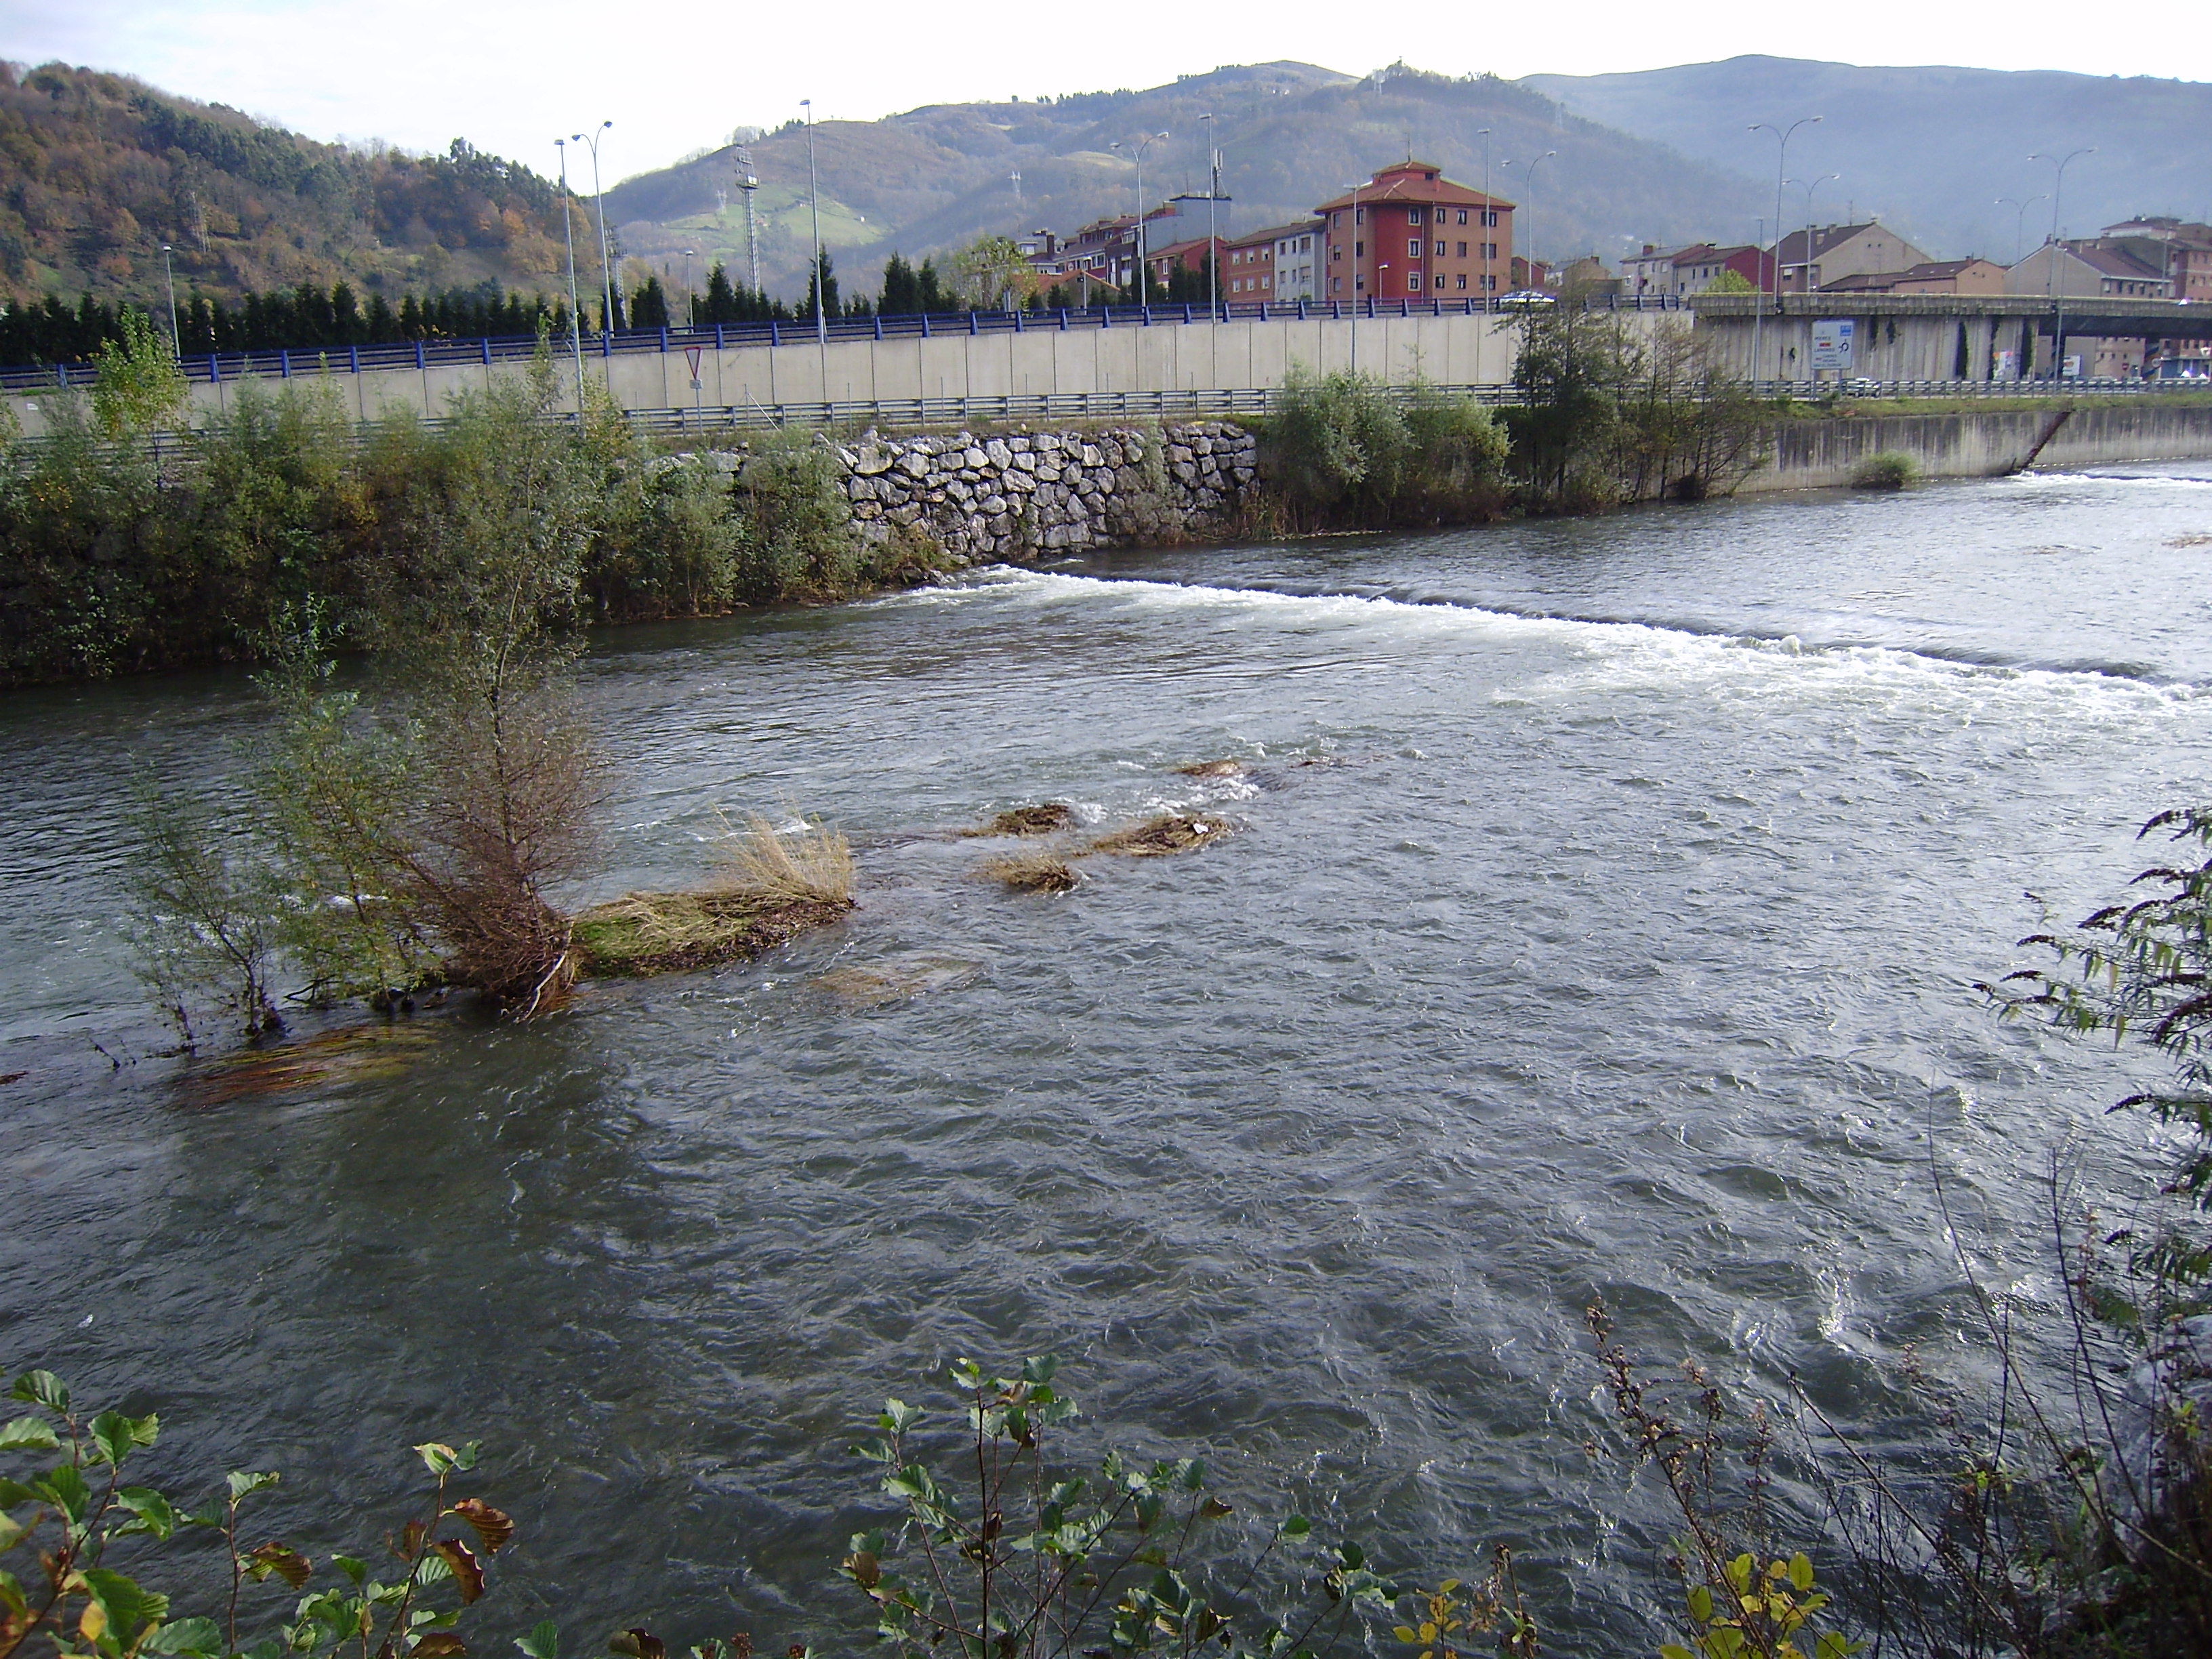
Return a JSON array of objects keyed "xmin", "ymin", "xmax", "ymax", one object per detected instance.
[{"xmin": 0, "ymin": 246, "xmax": 1170, "ymax": 369}]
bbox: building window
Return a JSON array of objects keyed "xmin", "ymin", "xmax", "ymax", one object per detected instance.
[
  {"xmin": 1355, "ymin": 207, "xmax": 1365, "ymax": 225},
  {"xmin": 1434, "ymin": 241, "xmax": 1446, "ymax": 257},
  {"xmin": 1332, "ymin": 246, "xmax": 1341, "ymax": 261},
  {"xmin": 1330, "ymin": 276, "xmax": 1340, "ymax": 293},
  {"xmin": 1482, "ymin": 274, "xmax": 1498, "ymax": 291},
  {"xmin": 1456, "ymin": 209, "xmax": 1469, "ymax": 225},
  {"xmin": 1455, "ymin": 241, "xmax": 1467, "ymax": 258},
  {"xmin": 1355, "ymin": 275, "xmax": 1365, "ymax": 291},
  {"xmin": 1409, "ymin": 208, "xmax": 1425, "ymax": 225},
  {"xmin": 1481, "ymin": 209, "xmax": 1498, "ymax": 228},
  {"xmin": 1456, "ymin": 273, "xmax": 1467, "ymax": 290},
  {"xmin": 1408, "ymin": 238, "xmax": 1421, "ymax": 258},
  {"xmin": 1355, "ymin": 241, "xmax": 1364, "ymax": 257}
]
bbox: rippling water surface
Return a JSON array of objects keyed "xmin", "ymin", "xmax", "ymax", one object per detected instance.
[{"xmin": 6, "ymin": 464, "xmax": 2212, "ymax": 1652}]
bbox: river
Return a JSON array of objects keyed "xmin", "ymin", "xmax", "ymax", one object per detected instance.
[{"xmin": 5, "ymin": 462, "xmax": 2212, "ymax": 1652}]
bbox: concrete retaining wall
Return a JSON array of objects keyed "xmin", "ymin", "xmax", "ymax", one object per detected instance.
[{"xmin": 1738, "ymin": 401, "xmax": 2212, "ymax": 491}]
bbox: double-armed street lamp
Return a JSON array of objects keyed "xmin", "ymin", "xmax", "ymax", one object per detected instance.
[
  {"xmin": 1996, "ymin": 194, "xmax": 2047, "ymax": 264},
  {"xmin": 554, "ymin": 138, "xmax": 587, "ymax": 396},
  {"xmin": 573, "ymin": 122, "xmax": 615, "ymax": 338},
  {"xmin": 1750, "ymin": 116, "xmax": 1821, "ymax": 384},
  {"xmin": 803, "ymin": 99, "xmax": 827, "ymax": 382},
  {"xmin": 2029, "ymin": 147, "xmax": 2095, "ymax": 380},
  {"xmin": 1110, "ymin": 131, "xmax": 1168, "ymax": 301}
]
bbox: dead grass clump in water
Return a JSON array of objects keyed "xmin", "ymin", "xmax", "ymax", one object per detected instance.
[
  {"xmin": 981, "ymin": 849, "xmax": 1082, "ymax": 893},
  {"xmin": 1087, "ymin": 813, "xmax": 1235, "ymax": 857},
  {"xmin": 712, "ymin": 813, "xmax": 855, "ymax": 904},
  {"xmin": 1174, "ymin": 758, "xmax": 1247, "ymax": 777},
  {"xmin": 2170, "ymin": 532, "xmax": 2212, "ymax": 549},
  {"xmin": 969, "ymin": 802, "xmax": 1078, "ymax": 837},
  {"xmin": 573, "ymin": 888, "xmax": 851, "ymax": 977},
  {"xmin": 574, "ymin": 813, "xmax": 855, "ymax": 977}
]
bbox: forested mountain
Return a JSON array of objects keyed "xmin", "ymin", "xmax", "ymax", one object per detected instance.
[
  {"xmin": 0, "ymin": 62, "xmax": 579, "ymax": 308},
  {"xmin": 605, "ymin": 63, "xmax": 1764, "ymax": 298},
  {"xmin": 1523, "ymin": 56, "xmax": 2212, "ymax": 262}
]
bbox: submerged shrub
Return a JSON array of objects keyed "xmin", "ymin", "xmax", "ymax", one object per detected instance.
[
  {"xmin": 1849, "ymin": 451, "xmax": 1917, "ymax": 491},
  {"xmin": 0, "ymin": 1366, "xmax": 518, "ymax": 1659},
  {"xmin": 731, "ymin": 431, "xmax": 861, "ymax": 601},
  {"xmin": 1261, "ymin": 367, "xmax": 1507, "ymax": 530}
]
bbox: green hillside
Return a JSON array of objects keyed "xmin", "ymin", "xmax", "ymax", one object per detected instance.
[
  {"xmin": 605, "ymin": 62, "xmax": 1767, "ymax": 298},
  {"xmin": 0, "ymin": 61, "xmax": 586, "ymax": 309}
]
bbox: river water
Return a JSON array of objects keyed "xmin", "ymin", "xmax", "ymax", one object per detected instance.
[{"xmin": 5, "ymin": 463, "xmax": 2212, "ymax": 1652}]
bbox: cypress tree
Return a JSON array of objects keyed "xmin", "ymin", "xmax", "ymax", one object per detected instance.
[
  {"xmin": 332, "ymin": 281, "xmax": 362, "ymax": 344},
  {"xmin": 879, "ymin": 252, "xmax": 917, "ymax": 316},
  {"xmin": 630, "ymin": 276, "xmax": 670, "ymax": 329},
  {"xmin": 914, "ymin": 258, "xmax": 948, "ymax": 313},
  {"xmin": 365, "ymin": 291, "xmax": 396, "ymax": 343},
  {"xmin": 703, "ymin": 262, "xmax": 735, "ymax": 324}
]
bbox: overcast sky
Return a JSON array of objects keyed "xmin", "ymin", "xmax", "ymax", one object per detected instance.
[{"xmin": 5, "ymin": 0, "xmax": 2206, "ymax": 184}]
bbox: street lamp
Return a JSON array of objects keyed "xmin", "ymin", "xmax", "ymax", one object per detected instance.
[
  {"xmin": 2030, "ymin": 147, "xmax": 2096, "ymax": 380},
  {"xmin": 1475, "ymin": 128, "xmax": 1492, "ymax": 383},
  {"xmin": 1199, "ymin": 112, "xmax": 1218, "ymax": 319},
  {"xmin": 802, "ymin": 100, "xmax": 830, "ymax": 396},
  {"xmin": 679, "ymin": 248, "xmax": 697, "ymax": 327},
  {"xmin": 1344, "ymin": 176, "xmax": 1364, "ymax": 376},
  {"xmin": 1786, "ymin": 170, "xmax": 1839, "ymax": 287},
  {"xmin": 554, "ymin": 138, "xmax": 586, "ymax": 400},
  {"xmin": 1996, "ymin": 194, "xmax": 2047, "ymax": 265},
  {"xmin": 1523, "ymin": 150, "xmax": 1557, "ymax": 289},
  {"xmin": 573, "ymin": 122, "xmax": 615, "ymax": 338},
  {"xmin": 1750, "ymin": 116, "xmax": 1821, "ymax": 385},
  {"xmin": 158, "ymin": 243, "xmax": 180, "ymax": 357},
  {"xmin": 1110, "ymin": 131, "xmax": 1168, "ymax": 302}
]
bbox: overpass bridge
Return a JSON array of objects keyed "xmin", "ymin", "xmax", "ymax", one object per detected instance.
[
  {"xmin": 1689, "ymin": 293, "xmax": 2212, "ymax": 383},
  {"xmin": 4, "ymin": 293, "xmax": 2207, "ymax": 436}
]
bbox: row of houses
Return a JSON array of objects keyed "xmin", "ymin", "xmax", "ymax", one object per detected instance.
[
  {"xmin": 1620, "ymin": 216, "xmax": 2212, "ymax": 305},
  {"xmin": 1016, "ymin": 160, "xmax": 1524, "ymax": 306}
]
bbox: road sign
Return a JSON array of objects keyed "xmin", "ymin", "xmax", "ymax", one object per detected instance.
[
  {"xmin": 684, "ymin": 344, "xmax": 703, "ymax": 390},
  {"xmin": 1810, "ymin": 319, "xmax": 1855, "ymax": 373}
]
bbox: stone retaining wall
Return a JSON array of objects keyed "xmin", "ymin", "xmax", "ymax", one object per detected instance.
[{"xmin": 834, "ymin": 422, "xmax": 1260, "ymax": 563}]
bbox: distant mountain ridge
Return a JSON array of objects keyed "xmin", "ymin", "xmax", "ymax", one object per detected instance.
[
  {"xmin": 9, "ymin": 52, "xmax": 2207, "ymax": 319},
  {"xmin": 1521, "ymin": 56, "xmax": 2212, "ymax": 263},
  {"xmin": 602, "ymin": 62, "xmax": 1765, "ymax": 298}
]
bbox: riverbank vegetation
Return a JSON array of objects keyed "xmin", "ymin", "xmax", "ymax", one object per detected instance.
[{"xmin": 0, "ymin": 324, "xmax": 895, "ymax": 690}]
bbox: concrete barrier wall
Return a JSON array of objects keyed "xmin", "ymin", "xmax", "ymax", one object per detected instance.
[
  {"xmin": 5, "ymin": 310, "xmax": 1548, "ymax": 435},
  {"xmin": 1738, "ymin": 402, "xmax": 2212, "ymax": 491}
]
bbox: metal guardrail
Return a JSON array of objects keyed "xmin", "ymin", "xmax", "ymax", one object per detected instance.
[
  {"xmin": 1746, "ymin": 377, "xmax": 2208, "ymax": 398},
  {"xmin": 0, "ymin": 293, "xmax": 1689, "ymax": 394}
]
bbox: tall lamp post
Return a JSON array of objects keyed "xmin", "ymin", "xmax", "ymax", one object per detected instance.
[
  {"xmin": 2030, "ymin": 147, "xmax": 2095, "ymax": 382},
  {"xmin": 1344, "ymin": 176, "xmax": 1364, "ymax": 377},
  {"xmin": 1750, "ymin": 115, "xmax": 1821, "ymax": 386},
  {"xmin": 574, "ymin": 121, "xmax": 615, "ymax": 339},
  {"xmin": 554, "ymin": 138, "xmax": 586, "ymax": 401},
  {"xmin": 736, "ymin": 149, "xmax": 762, "ymax": 295},
  {"xmin": 1787, "ymin": 174, "xmax": 1839, "ymax": 386},
  {"xmin": 803, "ymin": 100, "xmax": 828, "ymax": 393},
  {"xmin": 1523, "ymin": 150, "xmax": 1557, "ymax": 290},
  {"xmin": 678, "ymin": 248, "xmax": 697, "ymax": 326},
  {"xmin": 1199, "ymin": 112, "xmax": 1219, "ymax": 319},
  {"xmin": 1996, "ymin": 194, "xmax": 2047, "ymax": 264},
  {"xmin": 1475, "ymin": 128, "xmax": 1492, "ymax": 384},
  {"xmin": 1111, "ymin": 131, "xmax": 1168, "ymax": 302},
  {"xmin": 158, "ymin": 243, "xmax": 180, "ymax": 357}
]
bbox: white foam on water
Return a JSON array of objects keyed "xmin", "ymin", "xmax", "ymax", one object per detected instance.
[{"xmin": 896, "ymin": 567, "xmax": 2205, "ymax": 730}]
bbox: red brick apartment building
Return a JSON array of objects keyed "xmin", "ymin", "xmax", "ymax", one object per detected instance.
[{"xmin": 1315, "ymin": 162, "xmax": 1514, "ymax": 302}]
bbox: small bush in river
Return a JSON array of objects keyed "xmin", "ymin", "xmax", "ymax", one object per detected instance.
[{"xmin": 1849, "ymin": 452, "xmax": 1917, "ymax": 491}]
